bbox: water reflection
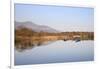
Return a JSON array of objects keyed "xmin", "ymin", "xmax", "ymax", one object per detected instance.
[
  {"xmin": 15, "ymin": 38, "xmax": 83, "ymax": 52},
  {"xmin": 15, "ymin": 40, "xmax": 94, "ymax": 65},
  {"xmin": 15, "ymin": 40, "xmax": 56, "ymax": 52}
]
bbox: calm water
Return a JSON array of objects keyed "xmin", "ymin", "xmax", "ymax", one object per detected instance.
[{"xmin": 15, "ymin": 40, "xmax": 94, "ymax": 65}]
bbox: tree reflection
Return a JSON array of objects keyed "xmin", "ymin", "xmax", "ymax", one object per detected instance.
[{"xmin": 15, "ymin": 40, "xmax": 55, "ymax": 52}]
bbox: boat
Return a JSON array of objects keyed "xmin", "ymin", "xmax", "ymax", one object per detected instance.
[
  {"xmin": 75, "ymin": 39, "xmax": 80, "ymax": 42},
  {"xmin": 73, "ymin": 35, "xmax": 81, "ymax": 42},
  {"xmin": 63, "ymin": 39, "xmax": 67, "ymax": 41}
]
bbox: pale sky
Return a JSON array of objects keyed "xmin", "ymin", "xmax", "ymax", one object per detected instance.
[{"xmin": 15, "ymin": 4, "xmax": 94, "ymax": 32}]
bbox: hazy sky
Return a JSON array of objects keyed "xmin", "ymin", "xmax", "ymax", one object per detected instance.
[{"xmin": 15, "ymin": 4, "xmax": 94, "ymax": 32}]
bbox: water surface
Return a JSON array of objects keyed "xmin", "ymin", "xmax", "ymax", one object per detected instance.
[{"xmin": 15, "ymin": 40, "xmax": 94, "ymax": 65}]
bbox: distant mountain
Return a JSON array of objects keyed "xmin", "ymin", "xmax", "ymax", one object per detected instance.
[{"xmin": 15, "ymin": 21, "xmax": 59, "ymax": 33}]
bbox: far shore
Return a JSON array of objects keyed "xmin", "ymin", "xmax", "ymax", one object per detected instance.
[{"xmin": 15, "ymin": 27, "xmax": 94, "ymax": 46}]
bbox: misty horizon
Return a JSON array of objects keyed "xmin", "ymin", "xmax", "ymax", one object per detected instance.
[{"xmin": 15, "ymin": 21, "xmax": 94, "ymax": 32}]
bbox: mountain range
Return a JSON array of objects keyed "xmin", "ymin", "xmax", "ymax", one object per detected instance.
[{"xmin": 15, "ymin": 21, "xmax": 59, "ymax": 33}]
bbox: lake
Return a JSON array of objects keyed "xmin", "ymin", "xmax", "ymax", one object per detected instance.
[{"xmin": 15, "ymin": 40, "xmax": 94, "ymax": 65}]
